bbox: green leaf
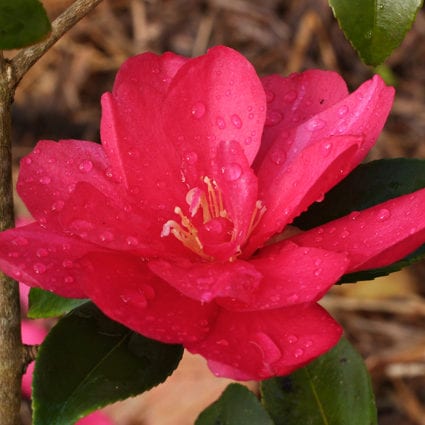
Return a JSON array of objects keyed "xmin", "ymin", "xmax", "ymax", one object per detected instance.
[
  {"xmin": 28, "ymin": 287, "xmax": 88, "ymax": 318},
  {"xmin": 295, "ymin": 159, "xmax": 425, "ymax": 282},
  {"xmin": 261, "ymin": 338, "xmax": 376, "ymax": 425},
  {"xmin": 196, "ymin": 383, "xmax": 274, "ymax": 425},
  {"xmin": 329, "ymin": 0, "xmax": 423, "ymax": 66},
  {"xmin": 32, "ymin": 302, "xmax": 183, "ymax": 425},
  {"xmin": 0, "ymin": 0, "xmax": 51, "ymax": 50}
]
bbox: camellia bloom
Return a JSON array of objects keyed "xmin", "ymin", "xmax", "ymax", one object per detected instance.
[{"xmin": 2, "ymin": 46, "xmax": 425, "ymax": 380}]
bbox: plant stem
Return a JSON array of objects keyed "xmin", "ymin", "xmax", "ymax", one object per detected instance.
[
  {"xmin": 0, "ymin": 51, "xmax": 21, "ymax": 425},
  {"xmin": 0, "ymin": 1, "xmax": 103, "ymax": 423},
  {"xmin": 12, "ymin": 0, "xmax": 104, "ymax": 88}
]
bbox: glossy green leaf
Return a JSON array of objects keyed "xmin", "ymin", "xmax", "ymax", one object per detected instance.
[
  {"xmin": 329, "ymin": 0, "xmax": 423, "ymax": 65},
  {"xmin": 32, "ymin": 302, "xmax": 183, "ymax": 425},
  {"xmin": 0, "ymin": 0, "xmax": 51, "ymax": 50},
  {"xmin": 295, "ymin": 159, "xmax": 425, "ymax": 282},
  {"xmin": 28, "ymin": 287, "xmax": 88, "ymax": 318},
  {"xmin": 196, "ymin": 383, "xmax": 274, "ymax": 425},
  {"xmin": 261, "ymin": 338, "xmax": 376, "ymax": 425}
]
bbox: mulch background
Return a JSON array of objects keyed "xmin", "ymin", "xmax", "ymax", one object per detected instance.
[{"xmin": 9, "ymin": 1, "xmax": 425, "ymax": 424}]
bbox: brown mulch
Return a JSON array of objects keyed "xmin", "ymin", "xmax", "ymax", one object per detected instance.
[{"xmin": 11, "ymin": 1, "xmax": 425, "ymax": 424}]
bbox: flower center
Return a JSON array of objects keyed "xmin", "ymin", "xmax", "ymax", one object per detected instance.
[{"xmin": 161, "ymin": 177, "xmax": 266, "ymax": 261}]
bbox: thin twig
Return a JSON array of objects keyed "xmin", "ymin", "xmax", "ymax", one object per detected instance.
[{"xmin": 12, "ymin": 0, "xmax": 104, "ymax": 87}]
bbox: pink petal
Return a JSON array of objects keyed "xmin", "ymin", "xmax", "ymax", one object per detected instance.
[
  {"xmin": 219, "ymin": 240, "xmax": 348, "ymax": 311},
  {"xmin": 291, "ymin": 188, "xmax": 425, "ymax": 272},
  {"xmin": 21, "ymin": 320, "xmax": 48, "ymax": 398},
  {"xmin": 257, "ymin": 70, "xmax": 349, "ymax": 164},
  {"xmin": 100, "ymin": 52, "xmax": 189, "ymax": 211},
  {"xmin": 57, "ymin": 182, "xmax": 190, "ymax": 258},
  {"xmin": 0, "ymin": 222, "xmax": 99, "ymax": 297},
  {"xmin": 186, "ymin": 304, "xmax": 342, "ymax": 380},
  {"xmin": 246, "ymin": 135, "xmax": 363, "ymax": 253},
  {"xmin": 162, "ymin": 46, "xmax": 266, "ymax": 172},
  {"xmin": 148, "ymin": 257, "xmax": 262, "ymax": 303},
  {"xmin": 17, "ymin": 140, "xmax": 121, "ymax": 227},
  {"xmin": 78, "ymin": 252, "xmax": 218, "ymax": 344},
  {"xmin": 77, "ymin": 411, "xmax": 114, "ymax": 425}
]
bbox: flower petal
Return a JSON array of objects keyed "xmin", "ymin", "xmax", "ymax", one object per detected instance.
[
  {"xmin": 186, "ymin": 304, "xmax": 342, "ymax": 380},
  {"xmin": 148, "ymin": 257, "xmax": 262, "ymax": 303},
  {"xmin": 291, "ymin": 188, "xmax": 425, "ymax": 272},
  {"xmin": 219, "ymin": 240, "xmax": 348, "ymax": 311},
  {"xmin": 246, "ymin": 135, "xmax": 363, "ymax": 253},
  {"xmin": 162, "ymin": 45, "xmax": 266, "ymax": 172},
  {"xmin": 257, "ymin": 70, "xmax": 349, "ymax": 164},
  {"xmin": 78, "ymin": 251, "xmax": 218, "ymax": 344},
  {"xmin": 57, "ymin": 182, "xmax": 190, "ymax": 258},
  {"xmin": 17, "ymin": 140, "xmax": 119, "ymax": 227},
  {"xmin": 0, "ymin": 223, "xmax": 98, "ymax": 297}
]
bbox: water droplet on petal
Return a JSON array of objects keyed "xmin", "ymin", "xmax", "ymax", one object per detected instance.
[
  {"xmin": 288, "ymin": 335, "xmax": 298, "ymax": 344},
  {"xmin": 271, "ymin": 149, "xmax": 286, "ymax": 165},
  {"xmin": 216, "ymin": 339, "xmax": 230, "ymax": 347},
  {"xmin": 303, "ymin": 339, "xmax": 313, "ymax": 348},
  {"xmin": 231, "ymin": 114, "xmax": 243, "ymax": 129},
  {"xmin": 283, "ymin": 90, "xmax": 297, "ymax": 103},
  {"xmin": 265, "ymin": 110, "xmax": 283, "ymax": 126},
  {"xmin": 23, "ymin": 157, "xmax": 32, "ymax": 165},
  {"xmin": 191, "ymin": 102, "xmax": 206, "ymax": 119},
  {"xmin": 12, "ymin": 237, "xmax": 28, "ymax": 246},
  {"xmin": 79, "ymin": 160, "xmax": 93, "ymax": 173},
  {"xmin": 33, "ymin": 263, "xmax": 46, "ymax": 274},
  {"xmin": 244, "ymin": 137, "xmax": 252, "ymax": 145},
  {"xmin": 62, "ymin": 259, "xmax": 74, "ymax": 268},
  {"xmin": 99, "ymin": 231, "xmax": 115, "ymax": 242},
  {"xmin": 39, "ymin": 176, "xmax": 51, "ymax": 185},
  {"xmin": 294, "ymin": 348, "xmax": 304, "ymax": 358},
  {"xmin": 338, "ymin": 105, "xmax": 349, "ymax": 116},
  {"xmin": 340, "ymin": 230, "xmax": 350, "ymax": 239},
  {"xmin": 221, "ymin": 163, "xmax": 242, "ymax": 181},
  {"xmin": 36, "ymin": 248, "xmax": 49, "ymax": 258},
  {"xmin": 322, "ymin": 142, "xmax": 332, "ymax": 157},
  {"xmin": 252, "ymin": 332, "xmax": 282, "ymax": 363},
  {"xmin": 64, "ymin": 276, "xmax": 74, "ymax": 283},
  {"xmin": 286, "ymin": 293, "xmax": 299, "ymax": 303},
  {"xmin": 306, "ymin": 118, "xmax": 326, "ymax": 131},
  {"xmin": 314, "ymin": 268, "xmax": 323, "ymax": 277},
  {"xmin": 376, "ymin": 208, "xmax": 391, "ymax": 221},
  {"xmin": 51, "ymin": 200, "xmax": 65, "ymax": 212},
  {"xmin": 8, "ymin": 252, "xmax": 20, "ymax": 258},
  {"xmin": 127, "ymin": 148, "xmax": 140, "ymax": 159},
  {"xmin": 184, "ymin": 151, "xmax": 198, "ymax": 165},
  {"xmin": 216, "ymin": 116, "xmax": 226, "ymax": 129},
  {"xmin": 126, "ymin": 236, "xmax": 139, "ymax": 246}
]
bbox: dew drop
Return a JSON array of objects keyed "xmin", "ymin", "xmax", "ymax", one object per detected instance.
[
  {"xmin": 191, "ymin": 102, "xmax": 206, "ymax": 119},
  {"xmin": 216, "ymin": 116, "xmax": 226, "ymax": 129},
  {"xmin": 99, "ymin": 231, "xmax": 115, "ymax": 242},
  {"xmin": 23, "ymin": 157, "xmax": 32, "ymax": 165},
  {"xmin": 340, "ymin": 230, "xmax": 350, "ymax": 239},
  {"xmin": 265, "ymin": 110, "xmax": 283, "ymax": 126},
  {"xmin": 286, "ymin": 293, "xmax": 299, "ymax": 303},
  {"xmin": 221, "ymin": 163, "xmax": 242, "ymax": 181},
  {"xmin": 216, "ymin": 339, "xmax": 230, "ymax": 347},
  {"xmin": 287, "ymin": 335, "xmax": 298, "ymax": 344},
  {"xmin": 244, "ymin": 137, "xmax": 252, "ymax": 145},
  {"xmin": 36, "ymin": 248, "xmax": 49, "ymax": 258},
  {"xmin": 62, "ymin": 259, "xmax": 74, "ymax": 268},
  {"xmin": 303, "ymin": 339, "xmax": 313, "ymax": 348},
  {"xmin": 338, "ymin": 105, "xmax": 349, "ymax": 116},
  {"xmin": 79, "ymin": 160, "xmax": 93, "ymax": 173},
  {"xmin": 283, "ymin": 90, "xmax": 297, "ymax": 103},
  {"xmin": 321, "ymin": 142, "xmax": 332, "ymax": 157},
  {"xmin": 271, "ymin": 149, "xmax": 286, "ymax": 165},
  {"xmin": 306, "ymin": 118, "xmax": 326, "ymax": 131},
  {"xmin": 314, "ymin": 268, "xmax": 323, "ymax": 277},
  {"xmin": 64, "ymin": 276, "xmax": 74, "ymax": 283},
  {"xmin": 51, "ymin": 200, "xmax": 65, "ymax": 212},
  {"xmin": 376, "ymin": 208, "xmax": 391, "ymax": 221},
  {"xmin": 126, "ymin": 236, "xmax": 139, "ymax": 246},
  {"xmin": 231, "ymin": 114, "xmax": 243, "ymax": 129},
  {"xmin": 127, "ymin": 148, "xmax": 140, "ymax": 159},
  {"xmin": 12, "ymin": 237, "xmax": 28, "ymax": 246},
  {"xmin": 184, "ymin": 151, "xmax": 198, "ymax": 165},
  {"xmin": 8, "ymin": 252, "xmax": 20, "ymax": 258},
  {"xmin": 294, "ymin": 348, "xmax": 304, "ymax": 358},
  {"xmin": 33, "ymin": 263, "xmax": 46, "ymax": 274},
  {"xmin": 39, "ymin": 176, "xmax": 51, "ymax": 185}
]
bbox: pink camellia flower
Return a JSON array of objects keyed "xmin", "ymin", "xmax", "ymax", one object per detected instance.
[{"xmin": 1, "ymin": 46, "xmax": 425, "ymax": 380}]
